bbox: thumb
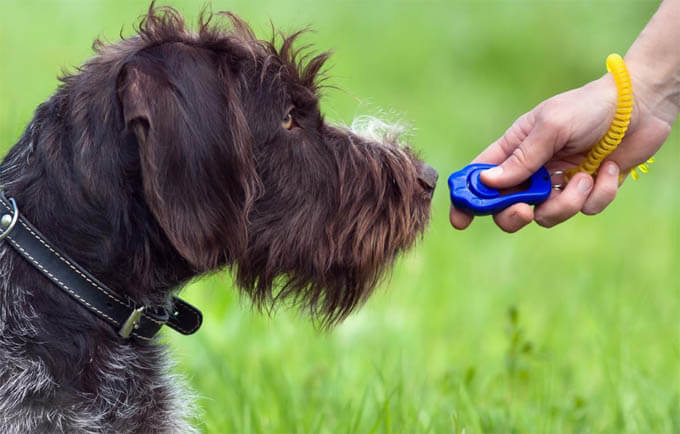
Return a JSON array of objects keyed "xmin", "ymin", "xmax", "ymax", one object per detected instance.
[{"xmin": 481, "ymin": 122, "xmax": 559, "ymax": 189}]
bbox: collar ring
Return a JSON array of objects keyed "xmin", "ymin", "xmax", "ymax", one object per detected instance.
[{"xmin": 0, "ymin": 197, "xmax": 20, "ymax": 241}]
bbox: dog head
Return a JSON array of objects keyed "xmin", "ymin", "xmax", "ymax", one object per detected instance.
[
  {"xmin": 17, "ymin": 5, "xmax": 436, "ymax": 326},
  {"xmin": 115, "ymin": 7, "xmax": 437, "ymax": 325}
]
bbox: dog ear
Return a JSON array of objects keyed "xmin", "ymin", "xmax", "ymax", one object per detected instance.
[{"xmin": 117, "ymin": 59, "xmax": 257, "ymax": 270}]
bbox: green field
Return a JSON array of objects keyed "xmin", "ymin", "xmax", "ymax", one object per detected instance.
[{"xmin": 1, "ymin": 1, "xmax": 678, "ymax": 432}]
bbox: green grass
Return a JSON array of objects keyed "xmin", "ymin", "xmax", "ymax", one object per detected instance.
[{"xmin": 2, "ymin": 1, "xmax": 679, "ymax": 432}]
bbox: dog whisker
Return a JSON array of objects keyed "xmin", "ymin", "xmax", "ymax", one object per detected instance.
[{"xmin": 346, "ymin": 115, "xmax": 411, "ymax": 147}]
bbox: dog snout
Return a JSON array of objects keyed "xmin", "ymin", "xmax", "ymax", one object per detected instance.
[{"xmin": 417, "ymin": 163, "xmax": 438, "ymax": 195}]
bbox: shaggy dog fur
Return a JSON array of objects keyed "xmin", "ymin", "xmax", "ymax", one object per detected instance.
[{"xmin": 0, "ymin": 5, "xmax": 436, "ymax": 432}]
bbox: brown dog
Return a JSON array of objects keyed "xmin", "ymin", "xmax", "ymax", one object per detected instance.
[{"xmin": 0, "ymin": 5, "xmax": 436, "ymax": 432}]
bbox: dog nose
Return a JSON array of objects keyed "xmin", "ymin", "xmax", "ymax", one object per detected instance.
[{"xmin": 417, "ymin": 163, "xmax": 438, "ymax": 194}]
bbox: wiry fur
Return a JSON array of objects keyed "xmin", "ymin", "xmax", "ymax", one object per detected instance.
[{"xmin": 0, "ymin": 4, "xmax": 435, "ymax": 432}]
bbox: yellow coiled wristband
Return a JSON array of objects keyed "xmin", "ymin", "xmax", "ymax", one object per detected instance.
[{"xmin": 565, "ymin": 54, "xmax": 635, "ymax": 181}]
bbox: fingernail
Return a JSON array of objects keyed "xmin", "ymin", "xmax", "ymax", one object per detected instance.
[
  {"xmin": 484, "ymin": 166, "xmax": 503, "ymax": 178},
  {"xmin": 607, "ymin": 162, "xmax": 618, "ymax": 176},
  {"xmin": 577, "ymin": 178, "xmax": 593, "ymax": 193}
]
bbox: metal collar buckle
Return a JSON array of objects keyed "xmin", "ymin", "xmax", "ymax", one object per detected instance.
[
  {"xmin": 118, "ymin": 306, "xmax": 146, "ymax": 339},
  {"xmin": 0, "ymin": 197, "xmax": 19, "ymax": 241}
]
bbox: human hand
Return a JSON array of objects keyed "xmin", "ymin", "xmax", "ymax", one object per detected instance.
[{"xmin": 450, "ymin": 63, "xmax": 678, "ymax": 232}]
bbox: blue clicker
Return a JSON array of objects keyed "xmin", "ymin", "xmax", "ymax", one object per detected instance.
[{"xmin": 448, "ymin": 164, "xmax": 552, "ymax": 216}]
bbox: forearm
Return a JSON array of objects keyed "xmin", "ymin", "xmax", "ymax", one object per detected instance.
[{"xmin": 625, "ymin": 0, "xmax": 680, "ymax": 124}]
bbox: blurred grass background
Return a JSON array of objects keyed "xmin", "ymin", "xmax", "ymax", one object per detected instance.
[{"xmin": 1, "ymin": 1, "xmax": 678, "ymax": 432}]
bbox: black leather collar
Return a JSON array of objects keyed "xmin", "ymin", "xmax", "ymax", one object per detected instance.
[{"xmin": 0, "ymin": 192, "xmax": 202, "ymax": 341}]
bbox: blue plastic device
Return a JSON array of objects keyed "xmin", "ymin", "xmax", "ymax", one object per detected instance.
[{"xmin": 448, "ymin": 164, "xmax": 552, "ymax": 215}]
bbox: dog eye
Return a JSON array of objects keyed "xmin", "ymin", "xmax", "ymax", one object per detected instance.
[{"xmin": 282, "ymin": 112, "xmax": 295, "ymax": 130}]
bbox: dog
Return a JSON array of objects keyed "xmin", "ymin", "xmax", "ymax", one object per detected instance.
[{"xmin": 0, "ymin": 5, "xmax": 437, "ymax": 433}]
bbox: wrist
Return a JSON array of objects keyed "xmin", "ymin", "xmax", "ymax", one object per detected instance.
[
  {"xmin": 624, "ymin": 56, "xmax": 680, "ymax": 126},
  {"xmin": 624, "ymin": 0, "xmax": 680, "ymax": 124}
]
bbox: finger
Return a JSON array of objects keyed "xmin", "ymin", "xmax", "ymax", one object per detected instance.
[
  {"xmin": 492, "ymin": 203, "xmax": 534, "ymax": 233},
  {"xmin": 582, "ymin": 161, "xmax": 619, "ymax": 215},
  {"xmin": 534, "ymin": 173, "xmax": 593, "ymax": 228},
  {"xmin": 480, "ymin": 121, "xmax": 559, "ymax": 189},
  {"xmin": 450, "ymin": 205, "xmax": 474, "ymax": 230}
]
